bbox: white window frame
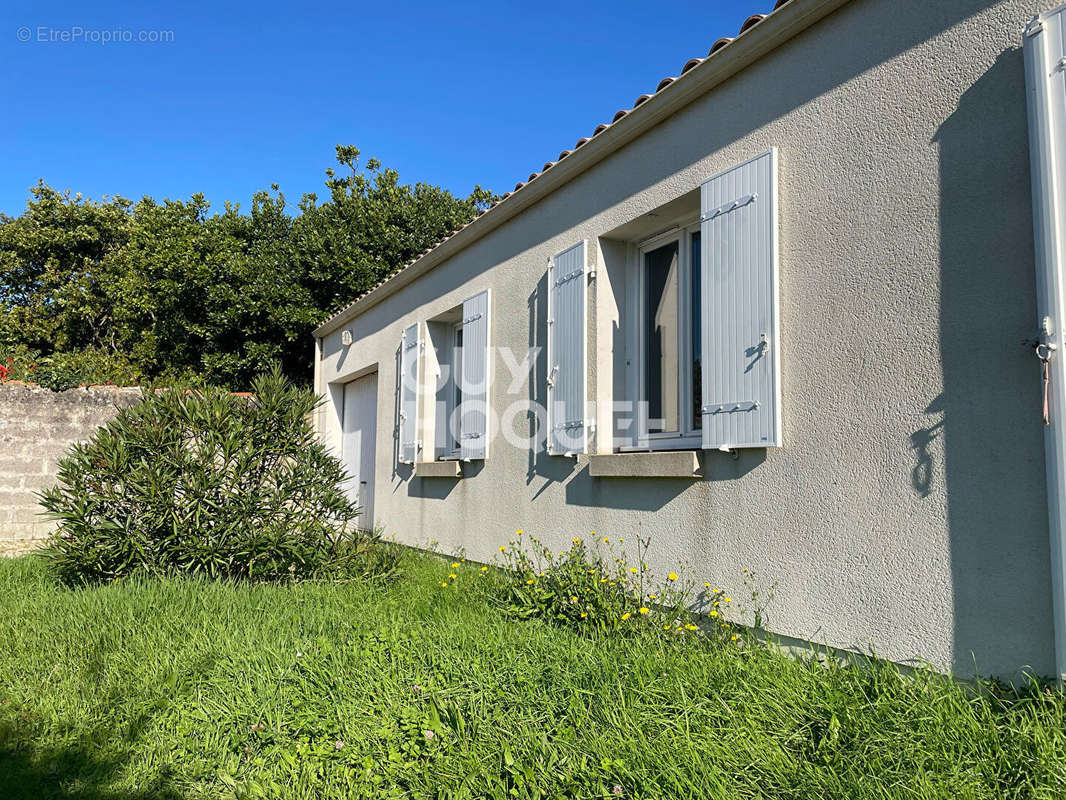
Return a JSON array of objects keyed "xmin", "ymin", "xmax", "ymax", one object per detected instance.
[{"xmin": 627, "ymin": 219, "xmax": 703, "ymax": 452}]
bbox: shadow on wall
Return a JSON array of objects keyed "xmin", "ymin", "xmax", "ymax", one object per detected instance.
[
  {"xmin": 564, "ymin": 450, "xmax": 767, "ymax": 511},
  {"xmin": 932, "ymin": 45, "xmax": 1053, "ymax": 677}
]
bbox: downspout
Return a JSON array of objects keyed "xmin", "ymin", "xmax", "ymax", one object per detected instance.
[{"xmin": 1023, "ymin": 9, "xmax": 1066, "ymax": 686}]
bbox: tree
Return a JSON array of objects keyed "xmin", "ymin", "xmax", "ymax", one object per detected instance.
[{"xmin": 0, "ymin": 146, "xmax": 495, "ymax": 388}]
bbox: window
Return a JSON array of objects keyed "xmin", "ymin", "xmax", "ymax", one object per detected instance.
[
  {"xmin": 606, "ymin": 149, "xmax": 780, "ymax": 455},
  {"xmin": 636, "ymin": 224, "xmax": 702, "ymax": 447},
  {"xmin": 423, "ymin": 289, "xmax": 491, "ymax": 462}
]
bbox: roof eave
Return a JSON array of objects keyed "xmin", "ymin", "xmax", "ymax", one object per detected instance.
[{"xmin": 314, "ymin": 0, "xmax": 852, "ymax": 339}]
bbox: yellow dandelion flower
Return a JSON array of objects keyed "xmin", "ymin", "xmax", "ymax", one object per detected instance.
[
  {"xmin": 601, "ymin": 537, "xmax": 609, "ymax": 543},
  {"xmin": 499, "ymin": 545, "xmax": 507, "ymax": 552},
  {"xmin": 451, "ymin": 562, "xmax": 460, "ymax": 568},
  {"xmin": 709, "ymin": 610, "xmax": 719, "ymax": 617},
  {"xmin": 440, "ymin": 581, "xmax": 448, "ymax": 587},
  {"xmin": 525, "ymin": 578, "xmax": 535, "ymax": 585},
  {"xmin": 685, "ymin": 624, "xmax": 698, "ymax": 631},
  {"xmin": 629, "ymin": 567, "xmax": 638, "ymax": 574},
  {"xmin": 581, "ymin": 612, "xmax": 588, "ymax": 618},
  {"xmin": 668, "ymin": 573, "xmax": 678, "ymax": 581},
  {"xmin": 649, "ymin": 594, "xmax": 658, "ymax": 600},
  {"xmin": 608, "ymin": 582, "xmax": 616, "ymax": 587},
  {"xmin": 731, "ymin": 634, "xmax": 739, "ymax": 641},
  {"xmin": 570, "ymin": 596, "xmax": 577, "ymax": 603},
  {"xmin": 480, "ymin": 566, "xmax": 488, "ymax": 572},
  {"xmin": 724, "ymin": 597, "xmax": 732, "ymax": 603},
  {"xmin": 516, "ymin": 529, "xmax": 524, "ymax": 535},
  {"xmin": 742, "ymin": 568, "xmax": 749, "ymax": 573},
  {"xmin": 639, "ymin": 607, "xmax": 649, "ymax": 615},
  {"xmin": 703, "ymin": 582, "xmax": 711, "ymax": 588},
  {"xmin": 621, "ymin": 613, "xmax": 631, "ymax": 621},
  {"xmin": 588, "ymin": 569, "xmax": 595, "ymax": 574},
  {"xmin": 448, "ymin": 573, "xmax": 457, "ymax": 579},
  {"xmin": 572, "ymin": 537, "xmax": 581, "ymax": 544},
  {"xmin": 600, "ymin": 578, "xmax": 608, "ymax": 583}
]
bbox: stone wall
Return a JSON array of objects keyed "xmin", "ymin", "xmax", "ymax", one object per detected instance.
[{"xmin": 0, "ymin": 382, "xmax": 141, "ymax": 556}]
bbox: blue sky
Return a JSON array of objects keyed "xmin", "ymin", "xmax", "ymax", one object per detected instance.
[{"xmin": 2, "ymin": 0, "xmax": 769, "ymax": 217}]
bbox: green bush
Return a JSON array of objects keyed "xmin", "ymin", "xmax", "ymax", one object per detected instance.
[{"xmin": 39, "ymin": 367, "xmax": 377, "ymax": 584}]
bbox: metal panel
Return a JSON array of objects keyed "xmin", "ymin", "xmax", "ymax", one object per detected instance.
[
  {"xmin": 460, "ymin": 290, "xmax": 490, "ymax": 460},
  {"xmin": 700, "ymin": 148, "xmax": 781, "ymax": 449},
  {"xmin": 547, "ymin": 241, "xmax": 588, "ymax": 455},
  {"xmin": 1024, "ymin": 5, "xmax": 1066, "ymax": 685},
  {"xmin": 398, "ymin": 323, "xmax": 419, "ymax": 464}
]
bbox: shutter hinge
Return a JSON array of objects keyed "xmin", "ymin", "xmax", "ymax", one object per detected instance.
[
  {"xmin": 463, "ymin": 312, "xmax": 483, "ymax": 325},
  {"xmin": 702, "ymin": 401, "xmax": 760, "ymax": 414},
  {"xmin": 553, "ymin": 419, "xmax": 588, "ymax": 431},
  {"xmin": 1026, "ymin": 17, "xmax": 1044, "ymax": 36},
  {"xmin": 700, "ymin": 193, "xmax": 757, "ymax": 222},
  {"xmin": 462, "ymin": 432, "xmax": 482, "ymax": 439},
  {"xmin": 553, "ymin": 268, "xmax": 584, "ymax": 287}
]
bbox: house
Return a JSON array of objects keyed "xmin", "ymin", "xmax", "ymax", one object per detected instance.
[{"xmin": 313, "ymin": 0, "xmax": 1066, "ymax": 680}]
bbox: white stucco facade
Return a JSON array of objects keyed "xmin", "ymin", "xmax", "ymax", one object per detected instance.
[{"xmin": 315, "ymin": 0, "xmax": 1056, "ymax": 678}]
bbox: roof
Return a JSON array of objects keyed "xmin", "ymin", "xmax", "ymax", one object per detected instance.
[{"xmin": 315, "ymin": 0, "xmax": 849, "ymax": 337}]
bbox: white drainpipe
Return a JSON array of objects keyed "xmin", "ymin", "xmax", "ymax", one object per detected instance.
[{"xmin": 1024, "ymin": 8, "xmax": 1066, "ymax": 686}]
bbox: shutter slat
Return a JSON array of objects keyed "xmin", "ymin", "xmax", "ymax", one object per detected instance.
[
  {"xmin": 700, "ymin": 149, "xmax": 781, "ymax": 449},
  {"xmin": 547, "ymin": 241, "xmax": 588, "ymax": 455},
  {"xmin": 460, "ymin": 290, "xmax": 490, "ymax": 460},
  {"xmin": 399, "ymin": 322, "xmax": 420, "ymax": 463}
]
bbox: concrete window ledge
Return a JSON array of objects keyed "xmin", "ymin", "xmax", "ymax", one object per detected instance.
[
  {"xmin": 588, "ymin": 451, "xmax": 701, "ymax": 478},
  {"xmin": 414, "ymin": 460, "xmax": 462, "ymax": 478}
]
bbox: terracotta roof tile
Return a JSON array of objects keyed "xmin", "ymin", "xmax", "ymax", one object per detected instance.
[
  {"xmin": 709, "ymin": 37, "xmax": 734, "ymax": 54},
  {"xmin": 318, "ymin": 0, "xmax": 796, "ymax": 330},
  {"xmin": 739, "ymin": 14, "xmax": 768, "ymax": 33}
]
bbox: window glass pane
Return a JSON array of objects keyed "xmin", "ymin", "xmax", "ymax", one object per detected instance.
[
  {"xmin": 644, "ymin": 241, "xmax": 680, "ymax": 434},
  {"xmin": 691, "ymin": 231, "xmax": 702, "ymax": 430},
  {"xmin": 452, "ymin": 326, "xmax": 463, "ymax": 452}
]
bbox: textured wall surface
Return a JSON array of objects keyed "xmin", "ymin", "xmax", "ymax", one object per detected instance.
[
  {"xmin": 0, "ymin": 383, "xmax": 141, "ymax": 555},
  {"xmin": 316, "ymin": 0, "xmax": 1056, "ymax": 678}
]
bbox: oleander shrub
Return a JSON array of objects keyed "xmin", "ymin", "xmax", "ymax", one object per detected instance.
[{"xmin": 39, "ymin": 367, "xmax": 376, "ymax": 584}]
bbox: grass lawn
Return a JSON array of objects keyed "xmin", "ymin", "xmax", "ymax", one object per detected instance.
[{"xmin": 1, "ymin": 552, "xmax": 1065, "ymax": 800}]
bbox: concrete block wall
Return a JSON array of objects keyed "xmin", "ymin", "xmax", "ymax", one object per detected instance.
[{"xmin": 0, "ymin": 382, "xmax": 141, "ymax": 556}]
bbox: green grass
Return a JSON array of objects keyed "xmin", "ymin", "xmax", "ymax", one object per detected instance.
[{"xmin": 1, "ymin": 553, "xmax": 1065, "ymax": 800}]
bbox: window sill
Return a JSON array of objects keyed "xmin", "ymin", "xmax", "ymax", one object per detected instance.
[
  {"xmin": 414, "ymin": 460, "xmax": 462, "ymax": 478},
  {"xmin": 588, "ymin": 451, "xmax": 701, "ymax": 479}
]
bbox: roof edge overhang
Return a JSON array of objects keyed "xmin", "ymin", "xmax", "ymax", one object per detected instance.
[{"xmin": 314, "ymin": 0, "xmax": 852, "ymax": 339}]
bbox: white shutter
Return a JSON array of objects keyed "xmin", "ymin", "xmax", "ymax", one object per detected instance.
[
  {"xmin": 398, "ymin": 322, "xmax": 420, "ymax": 464},
  {"xmin": 547, "ymin": 241, "xmax": 588, "ymax": 455},
  {"xmin": 460, "ymin": 290, "xmax": 490, "ymax": 460},
  {"xmin": 700, "ymin": 149, "xmax": 782, "ymax": 449}
]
